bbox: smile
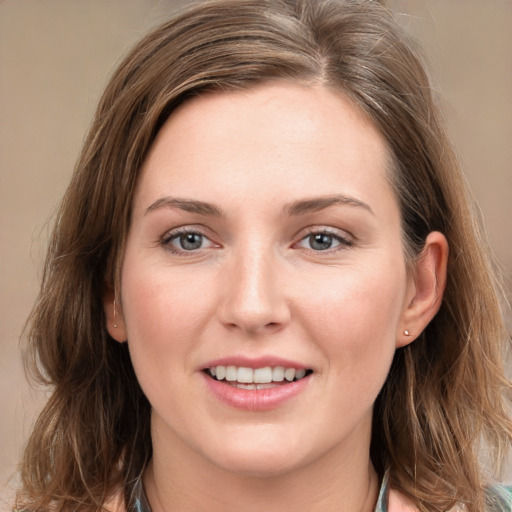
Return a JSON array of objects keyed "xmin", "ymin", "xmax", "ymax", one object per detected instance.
[
  {"xmin": 202, "ymin": 363, "xmax": 313, "ymax": 410},
  {"xmin": 206, "ymin": 366, "xmax": 312, "ymax": 389}
]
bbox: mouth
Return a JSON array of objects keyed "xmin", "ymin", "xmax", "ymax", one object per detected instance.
[{"xmin": 204, "ymin": 365, "xmax": 313, "ymax": 390}]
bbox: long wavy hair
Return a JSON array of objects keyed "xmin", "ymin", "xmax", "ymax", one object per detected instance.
[{"xmin": 17, "ymin": 0, "xmax": 511, "ymax": 511}]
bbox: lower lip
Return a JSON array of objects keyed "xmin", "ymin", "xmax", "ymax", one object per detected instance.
[{"xmin": 202, "ymin": 373, "xmax": 311, "ymax": 411}]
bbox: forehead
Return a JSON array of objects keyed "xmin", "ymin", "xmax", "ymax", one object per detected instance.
[{"xmin": 135, "ymin": 83, "xmax": 396, "ymax": 215}]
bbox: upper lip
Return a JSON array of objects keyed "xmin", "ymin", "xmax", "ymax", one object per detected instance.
[{"xmin": 202, "ymin": 355, "xmax": 309, "ymax": 370}]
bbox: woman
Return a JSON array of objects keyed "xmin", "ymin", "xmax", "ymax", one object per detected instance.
[{"xmin": 16, "ymin": 0, "xmax": 512, "ymax": 511}]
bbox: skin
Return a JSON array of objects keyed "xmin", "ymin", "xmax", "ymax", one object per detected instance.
[{"xmin": 105, "ymin": 83, "xmax": 448, "ymax": 512}]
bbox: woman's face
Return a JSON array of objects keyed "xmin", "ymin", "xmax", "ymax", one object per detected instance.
[{"xmin": 113, "ymin": 84, "xmax": 417, "ymax": 477}]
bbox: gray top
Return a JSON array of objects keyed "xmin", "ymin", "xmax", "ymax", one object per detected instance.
[{"xmin": 129, "ymin": 472, "xmax": 512, "ymax": 512}]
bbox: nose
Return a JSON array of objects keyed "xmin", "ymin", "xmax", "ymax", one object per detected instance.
[{"xmin": 217, "ymin": 246, "xmax": 291, "ymax": 335}]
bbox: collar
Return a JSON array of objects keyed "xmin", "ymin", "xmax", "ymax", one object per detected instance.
[
  {"xmin": 128, "ymin": 471, "xmax": 512, "ymax": 512},
  {"xmin": 130, "ymin": 472, "xmax": 392, "ymax": 512}
]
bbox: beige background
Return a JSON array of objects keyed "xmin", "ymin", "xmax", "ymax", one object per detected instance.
[{"xmin": 1, "ymin": 0, "xmax": 511, "ymax": 507}]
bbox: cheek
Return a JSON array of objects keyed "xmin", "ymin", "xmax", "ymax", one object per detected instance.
[
  {"xmin": 297, "ymin": 262, "xmax": 405, "ymax": 381},
  {"xmin": 120, "ymin": 261, "xmax": 214, "ymax": 377}
]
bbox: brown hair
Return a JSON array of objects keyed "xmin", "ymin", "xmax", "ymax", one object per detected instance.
[{"xmin": 17, "ymin": 0, "xmax": 511, "ymax": 511}]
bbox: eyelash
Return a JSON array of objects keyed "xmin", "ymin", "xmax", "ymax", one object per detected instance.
[
  {"xmin": 294, "ymin": 228, "xmax": 354, "ymax": 253},
  {"xmin": 160, "ymin": 227, "xmax": 217, "ymax": 255},
  {"xmin": 159, "ymin": 227, "xmax": 354, "ymax": 255}
]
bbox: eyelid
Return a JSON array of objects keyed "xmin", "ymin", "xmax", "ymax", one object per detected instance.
[
  {"xmin": 159, "ymin": 225, "xmax": 221, "ymax": 254},
  {"xmin": 293, "ymin": 226, "xmax": 355, "ymax": 252},
  {"xmin": 158, "ymin": 224, "xmax": 354, "ymax": 255}
]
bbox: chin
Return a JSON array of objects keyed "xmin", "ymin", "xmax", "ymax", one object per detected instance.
[
  {"xmin": 200, "ymin": 434, "xmax": 313, "ymax": 479},
  {"xmin": 214, "ymin": 453, "xmax": 304, "ymax": 479}
]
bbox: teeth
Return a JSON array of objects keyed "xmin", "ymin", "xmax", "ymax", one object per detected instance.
[
  {"xmin": 237, "ymin": 367, "xmax": 253, "ymax": 383},
  {"xmin": 254, "ymin": 367, "xmax": 272, "ymax": 383},
  {"xmin": 272, "ymin": 366, "xmax": 285, "ymax": 382},
  {"xmin": 295, "ymin": 369, "xmax": 306, "ymax": 380},
  {"xmin": 284, "ymin": 368, "xmax": 295, "ymax": 381},
  {"xmin": 207, "ymin": 365, "xmax": 310, "ymax": 384},
  {"xmin": 225, "ymin": 366, "xmax": 237, "ymax": 381},
  {"xmin": 234, "ymin": 383, "xmax": 277, "ymax": 390}
]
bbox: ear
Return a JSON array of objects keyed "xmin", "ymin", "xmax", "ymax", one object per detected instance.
[
  {"xmin": 397, "ymin": 231, "xmax": 449, "ymax": 348},
  {"xmin": 103, "ymin": 286, "xmax": 128, "ymax": 343}
]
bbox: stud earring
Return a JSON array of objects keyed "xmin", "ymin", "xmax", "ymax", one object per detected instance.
[{"xmin": 404, "ymin": 329, "xmax": 410, "ymax": 336}]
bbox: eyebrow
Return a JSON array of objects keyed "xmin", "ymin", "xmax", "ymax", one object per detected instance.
[
  {"xmin": 145, "ymin": 197, "xmax": 225, "ymax": 217},
  {"xmin": 285, "ymin": 195, "xmax": 374, "ymax": 216},
  {"xmin": 145, "ymin": 194, "xmax": 373, "ymax": 218}
]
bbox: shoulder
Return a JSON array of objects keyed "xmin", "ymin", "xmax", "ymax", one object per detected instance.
[
  {"xmin": 485, "ymin": 484, "xmax": 512, "ymax": 512},
  {"xmin": 379, "ymin": 470, "xmax": 512, "ymax": 512},
  {"xmin": 385, "ymin": 485, "xmax": 512, "ymax": 512},
  {"xmin": 387, "ymin": 488, "xmax": 420, "ymax": 512},
  {"xmin": 103, "ymin": 488, "xmax": 126, "ymax": 512}
]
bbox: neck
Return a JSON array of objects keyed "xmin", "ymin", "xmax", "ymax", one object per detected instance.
[{"xmin": 143, "ymin": 423, "xmax": 379, "ymax": 512}]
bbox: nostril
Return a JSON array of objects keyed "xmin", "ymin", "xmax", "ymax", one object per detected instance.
[{"xmin": 216, "ymin": 268, "xmax": 291, "ymax": 333}]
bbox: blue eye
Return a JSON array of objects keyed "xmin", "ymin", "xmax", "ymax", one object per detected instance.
[
  {"xmin": 297, "ymin": 231, "xmax": 352, "ymax": 252},
  {"xmin": 161, "ymin": 230, "xmax": 214, "ymax": 253},
  {"xmin": 308, "ymin": 233, "xmax": 336, "ymax": 251},
  {"xmin": 175, "ymin": 233, "xmax": 204, "ymax": 250}
]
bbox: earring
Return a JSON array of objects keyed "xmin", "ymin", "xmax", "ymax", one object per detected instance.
[
  {"xmin": 113, "ymin": 298, "xmax": 118, "ymax": 328},
  {"xmin": 404, "ymin": 329, "xmax": 410, "ymax": 336}
]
